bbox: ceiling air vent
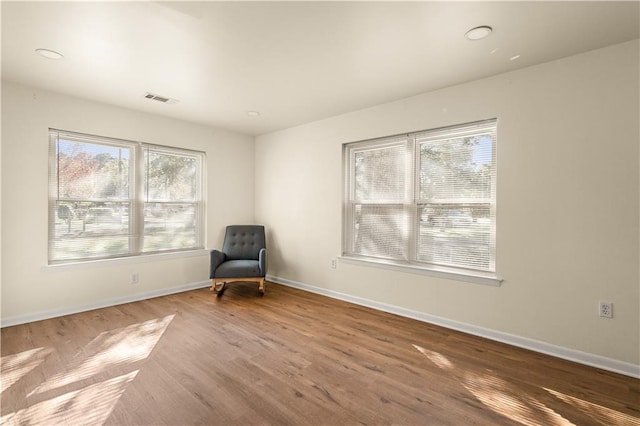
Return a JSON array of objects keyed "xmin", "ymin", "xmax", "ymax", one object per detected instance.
[{"xmin": 144, "ymin": 92, "xmax": 178, "ymax": 104}]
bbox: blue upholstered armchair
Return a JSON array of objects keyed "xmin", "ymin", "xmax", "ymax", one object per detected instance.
[{"xmin": 210, "ymin": 225, "xmax": 267, "ymax": 296}]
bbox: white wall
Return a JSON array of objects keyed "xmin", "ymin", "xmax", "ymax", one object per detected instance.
[
  {"xmin": 255, "ymin": 40, "xmax": 640, "ymax": 369},
  {"xmin": 1, "ymin": 81, "xmax": 255, "ymax": 322}
]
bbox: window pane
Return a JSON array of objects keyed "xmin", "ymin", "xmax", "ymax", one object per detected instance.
[
  {"xmin": 354, "ymin": 143, "xmax": 406, "ymax": 201},
  {"xmin": 143, "ymin": 203, "xmax": 198, "ymax": 252},
  {"xmin": 416, "ymin": 123, "xmax": 496, "ymax": 272},
  {"xmin": 145, "ymin": 150, "xmax": 198, "ymax": 202},
  {"xmin": 417, "ymin": 205, "xmax": 493, "ymax": 271},
  {"xmin": 351, "ymin": 204, "xmax": 408, "ymax": 260},
  {"xmin": 57, "ymin": 140, "xmax": 130, "ymax": 200},
  {"xmin": 418, "ymin": 133, "xmax": 494, "ymax": 202},
  {"xmin": 51, "ymin": 200, "xmax": 130, "ymax": 261}
]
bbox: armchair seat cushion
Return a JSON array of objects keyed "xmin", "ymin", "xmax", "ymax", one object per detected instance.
[{"xmin": 214, "ymin": 259, "xmax": 262, "ymax": 278}]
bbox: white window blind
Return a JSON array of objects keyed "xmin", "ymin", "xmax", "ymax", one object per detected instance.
[
  {"xmin": 343, "ymin": 119, "xmax": 497, "ymax": 275},
  {"xmin": 348, "ymin": 138, "xmax": 410, "ymax": 260},
  {"xmin": 49, "ymin": 129, "xmax": 204, "ymax": 264}
]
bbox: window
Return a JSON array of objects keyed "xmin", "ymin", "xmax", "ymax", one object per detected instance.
[
  {"xmin": 49, "ymin": 129, "xmax": 205, "ymax": 264},
  {"xmin": 343, "ymin": 119, "xmax": 497, "ymax": 278}
]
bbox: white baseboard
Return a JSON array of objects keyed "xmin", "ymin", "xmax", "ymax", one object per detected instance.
[
  {"xmin": 0, "ymin": 280, "xmax": 211, "ymax": 328},
  {"xmin": 267, "ymin": 274, "xmax": 640, "ymax": 379}
]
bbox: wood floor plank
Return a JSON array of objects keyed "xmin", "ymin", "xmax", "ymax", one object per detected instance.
[{"xmin": 2, "ymin": 282, "xmax": 639, "ymax": 425}]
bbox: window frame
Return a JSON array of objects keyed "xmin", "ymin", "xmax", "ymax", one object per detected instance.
[
  {"xmin": 48, "ymin": 129, "xmax": 205, "ymax": 265},
  {"xmin": 342, "ymin": 119, "xmax": 502, "ymax": 286}
]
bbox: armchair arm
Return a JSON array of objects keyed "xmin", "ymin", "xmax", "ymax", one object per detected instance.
[
  {"xmin": 259, "ymin": 248, "xmax": 267, "ymax": 276},
  {"xmin": 210, "ymin": 250, "xmax": 226, "ymax": 278}
]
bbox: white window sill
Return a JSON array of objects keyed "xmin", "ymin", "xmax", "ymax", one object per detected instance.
[
  {"xmin": 338, "ymin": 256, "xmax": 503, "ymax": 287},
  {"xmin": 42, "ymin": 249, "xmax": 210, "ymax": 272}
]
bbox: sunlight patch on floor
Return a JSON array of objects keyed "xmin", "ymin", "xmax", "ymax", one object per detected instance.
[
  {"xmin": 2, "ymin": 315, "xmax": 175, "ymax": 425},
  {"xmin": 28, "ymin": 314, "xmax": 174, "ymax": 396},
  {"xmin": 1, "ymin": 347, "xmax": 52, "ymax": 394},
  {"xmin": 1, "ymin": 370, "xmax": 138, "ymax": 426},
  {"xmin": 545, "ymin": 387, "xmax": 640, "ymax": 425},
  {"xmin": 412, "ymin": 344, "xmax": 453, "ymax": 370},
  {"xmin": 462, "ymin": 373, "xmax": 575, "ymax": 426},
  {"xmin": 412, "ymin": 343, "xmax": 575, "ymax": 425}
]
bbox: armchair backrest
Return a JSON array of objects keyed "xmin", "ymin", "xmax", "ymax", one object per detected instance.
[{"xmin": 222, "ymin": 225, "xmax": 266, "ymax": 260}]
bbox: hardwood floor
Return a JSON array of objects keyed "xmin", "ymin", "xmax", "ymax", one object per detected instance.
[{"xmin": 2, "ymin": 282, "xmax": 638, "ymax": 425}]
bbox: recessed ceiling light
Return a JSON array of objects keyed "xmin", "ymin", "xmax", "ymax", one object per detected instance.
[
  {"xmin": 35, "ymin": 48, "xmax": 64, "ymax": 60},
  {"xmin": 246, "ymin": 111, "xmax": 260, "ymax": 117},
  {"xmin": 465, "ymin": 26, "xmax": 493, "ymax": 41},
  {"xmin": 510, "ymin": 54, "xmax": 521, "ymax": 61}
]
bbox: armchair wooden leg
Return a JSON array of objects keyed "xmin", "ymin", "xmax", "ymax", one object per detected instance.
[
  {"xmin": 211, "ymin": 277, "xmax": 265, "ymax": 297},
  {"xmin": 216, "ymin": 283, "xmax": 227, "ymax": 297},
  {"xmin": 211, "ymin": 279, "xmax": 227, "ymax": 296}
]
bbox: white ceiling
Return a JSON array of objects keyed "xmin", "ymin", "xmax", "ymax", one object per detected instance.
[{"xmin": 2, "ymin": 1, "xmax": 639, "ymax": 136}]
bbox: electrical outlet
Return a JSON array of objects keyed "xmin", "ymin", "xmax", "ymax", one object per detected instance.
[
  {"xmin": 599, "ymin": 301, "xmax": 613, "ymax": 318},
  {"xmin": 331, "ymin": 259, "xmax": 337, "ymax": 269},
  {"xmin": 130, "ymin": 272, "xmax": 139, "ymax": 285}
]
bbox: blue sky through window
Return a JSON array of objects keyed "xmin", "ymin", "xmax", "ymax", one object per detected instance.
[{"xmin": 472, "ymin": 134, "xmax": 493, "ymax": 169}]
